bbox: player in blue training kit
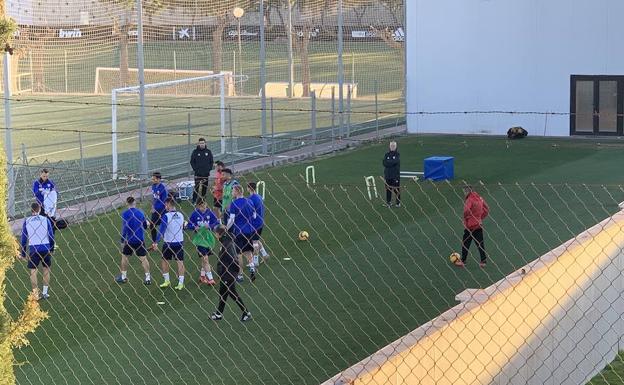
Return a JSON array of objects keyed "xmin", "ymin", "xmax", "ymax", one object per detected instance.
[
  {"xmin": 227, "ymin": 185, "xmax": 257, "ymax": 282},
  {"xmin": 186, "ymin": 199, "xmax": 220, "ymax": 285},
  {"xmin": 32, "ymin": 168, "xmax": 55, "ymax": 216},
  {"xmin": 21, "ymin": 202, "xmax": 55, "ymax": 300},
  {"xmin": 247, "ymin": 182, "xmax": 269, "ymax": 267},
  {"xmin": 116, "ymin": 196, "xmax": 152, "ymax": 285},
  {"xmin": 150, "ymin": 172, "xmax": 168, "ymax": 244},
  {"xmin": 152, "ymin": 198, "xmax": 186, "ymax": 290}
]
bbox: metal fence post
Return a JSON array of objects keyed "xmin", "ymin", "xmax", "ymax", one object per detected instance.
[
  {"xmin": 228, "ymin": 105, "xmax": 235, "ymax": 156},
  {"xmin": 78, "ymin": 132, "xmax": 88, "ymax": 218},
  {"xmin": 331, "ymin": 86, "xmax": 336, "ymax": 151},
  {"xmin": 346, "ymin": 84, "xmax": 352, "ymax": 138},
  {"xmin": 136, "ymin": 0, "xmax": 149, "ymax": 178},
  {"xmin": 375, "ymin": 80, "xmax": 379, "ymax": 140},
  {"xmin": 311, "ymin": 90, "xmax": 317, "ymax": 156},
  {"xmin": 260, "ymin": 0, "xmax": 268, "ymax": 155},
  {"xmin": 21, "ymin": 143, "xmax": 28, "ymax": 215},
  {"xmin": 270, "ymin": 97, "xmax": 275, "ymax": 165},
  {"xmin": 337, "ymin": 0, "xmax": 344, "ymax": 139},
  {"xmin": 187, "ymin": 113, "xmax": 192, "ymax": 179}
]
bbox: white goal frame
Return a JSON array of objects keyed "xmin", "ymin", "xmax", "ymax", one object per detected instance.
[{"xmin": 111, "ymin": 73, "xmax": 228, "ymax": 179}]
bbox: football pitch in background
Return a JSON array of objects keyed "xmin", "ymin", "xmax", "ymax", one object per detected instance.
[{"xmin": 6, "ymin": 135, "xmax": 624, "ymax": 385}]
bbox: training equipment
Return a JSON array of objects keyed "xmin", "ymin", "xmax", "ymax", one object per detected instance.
[
  {"xmin": 306, "ymin": 166, "xmax": 316, "ymax": 187},
  {"xmin": 424, "ymin": 156, "xmax": 455, "ymax": 182},
  {"xmin": 365, "ymin": 176, "xmax": 378, "ymax": 200},
  {"xmin": 449, "ymin": 252, "xmax": 460, "ymax": 264},
  {"xmin": 176, "ymin": 181, "xmax": 195, "ymax": 201},
  {"xmin": 256, "ymin": 181, "xmax": 266, "ymax": 199},
  {"xmin": 299, "ymin": 231, "xmax": 310, "ymax": 241},
  {"xmin": 400, "ymin": 171, "xmax": 424, "ymax": 181},
  {"xmin": 111, "ymin": 72, "xmax": 232, "ymax": 179}
]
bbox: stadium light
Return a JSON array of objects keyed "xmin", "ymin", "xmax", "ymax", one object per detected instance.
[{"xmin": 233, "ymin": 7, "xmax": 245, "ymax": 95}]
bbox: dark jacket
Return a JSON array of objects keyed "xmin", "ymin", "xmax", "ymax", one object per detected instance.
[
  {"xmin": 383, "ymin": 151, "xmax": 400, "ymax": 180},
  {"xmin": 217, "ymin": 233, "xmax": 240, "ymax": 281},
  {"xmin": 190, "ymin": 146, "xmax": 214, "ymax": 177}
]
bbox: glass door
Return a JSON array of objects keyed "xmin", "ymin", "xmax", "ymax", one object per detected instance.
[{"xmin": 571, "ymin": 76, "xmax": 624, "ymax": 135}]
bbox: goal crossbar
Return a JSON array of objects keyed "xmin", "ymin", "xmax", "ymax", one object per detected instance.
[{"xmin": 111, "ymin": 73, "xmax": 232, "ymax": 179}]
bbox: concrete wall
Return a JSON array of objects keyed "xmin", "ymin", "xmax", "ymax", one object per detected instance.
[
  {"xmin": 406, "ymin": 0, "xmax": 624, "ymax": 136},
  {"xmin": 322, "ymin": 212, "xmax": 624, "ymax": 385}
]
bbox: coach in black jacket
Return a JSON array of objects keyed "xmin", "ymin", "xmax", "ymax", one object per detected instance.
[
  {"xmin": 190, "ymin": 138, "xmax": 213, "ymax": 204},
  {"xmin": 210, "ymin": 225, "xmax": 251, "ymax": 322},
  {"xmin": 383, "ymin": 141, "xmax": 401, "ymax": 207}
]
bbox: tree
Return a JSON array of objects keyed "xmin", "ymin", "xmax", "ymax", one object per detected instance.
[{"xmin": 99, "ymin": 0, "xmax": 170, "ymax": 88}]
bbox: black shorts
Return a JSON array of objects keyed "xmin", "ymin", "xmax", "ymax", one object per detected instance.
[
  {"xmin": 196, "ymin": 246, "xmax": 213, "ymax": 257},
  {"xmin": 28, "ymin": 252, "xmax": 52, "ymax": 269},
  {"xmin": 151, "ymin": 211, "xmax": 165, "ymax": 227},
  {"xmin": 213, "ymin": 197, "xmax": 222, "ymax": 209},
  {"xmin": 250, "ymin": 227, "xmax": 263, "ymax": 242},
  {"xmin": 122, "ymin": 242, "xmax": 148, "ymax": 257},
  {"xmin": 235, "ymin": 234, "xmax": 254, "ymax": 253},
  {"xmin": 386, "ymin": 178, "xmax": 400, "ymax": 188},
  {"xmin": 162, "ymin": 243, "xmax": 184, "ymax": 261}
]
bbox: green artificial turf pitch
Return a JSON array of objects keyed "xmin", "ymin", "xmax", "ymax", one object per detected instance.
[{"xmin": 6, "ymin": 134, "xmax": 624, "ymax": 385}]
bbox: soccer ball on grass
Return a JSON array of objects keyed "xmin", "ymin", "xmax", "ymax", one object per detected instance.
[
  {"xmin": 449, "ymin": 252, "xmax": 460, "ymax": 264},
  {"xmin": 298, "ymin": 231, "xmax": 310, "ymax": 241}
]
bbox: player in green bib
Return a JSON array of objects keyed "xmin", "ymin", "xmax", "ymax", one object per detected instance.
[
  {"xmin": 221, "ymin": 168, "xmax": 240, "ymax": 219},
  {"xmin": 185, "ymin": 199, "xmax": 220, "ymax": 285}
]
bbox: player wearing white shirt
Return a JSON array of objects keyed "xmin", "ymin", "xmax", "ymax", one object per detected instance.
[
  {"xmin": 20, "ymin": 202, "xmax": 55, "ymax": 300},
  {"xmin": 152, "ymin": 198, "xmax": 186, "ymax": 290}
]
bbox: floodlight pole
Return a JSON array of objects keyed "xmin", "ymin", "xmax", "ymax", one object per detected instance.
[
  {"xmin": 136, "ymin": 0, "xmax": 149, "ymax": 178},
  {"xmin": 260, "ymin": 0, "xmax": 268, "ymax": 155},
  {"xmin": 287, "ymin": 0, "xmax": 294, "ymax": 98},
  {"xmin": 337, "ymin": 0, "xmax": 345, "ymax": 139},
  {"xmin": 3, "ymin": 52, "xmax": 15, "ymax": 217}
]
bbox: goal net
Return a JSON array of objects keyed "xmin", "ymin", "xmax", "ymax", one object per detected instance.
[
  {"xmin": 111, "ymin": 72, "xmax": 234, "ymax": 179},
  {"xmin": 96, "ymin": 67, "xmax": 235, "ymax": 96}
]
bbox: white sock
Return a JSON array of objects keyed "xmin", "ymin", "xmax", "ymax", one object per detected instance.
[
  {"xmin": 248, "ymin": 263, "xmax": 255, "ymax": 272},
  {"xmin": 200, "ymin": 269, "xmax": 206, "ymax": 277},
  {"xmin": 253, "ymin": 255, "xmax": 259, "ymax": 266},
  {"xmin": 145, "ymin": 272, "xmax": 151, "ymax": 281},
  {"xmin": 121, "ymin": 271, "xmax": 127, "ymax": 280},
  {"xmin": 178, "ymin": 275, "xmax": 185, "ymax": 284},
  {"xmin": 42, "ymin": 286, "xmax": 49, "ymax": 295},
  {"xmin": 260, "ymin": 247, "xmax": 268, "ymax": 257},
  {"xmin": 206, "ymin": 271, "xmax": 213, "ymax": 280},
  {"xmin": 163, "ymin": 273, "xmax": 170, "ymax": 282}
]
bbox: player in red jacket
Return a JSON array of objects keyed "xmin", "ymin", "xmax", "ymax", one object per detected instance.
[{"xmin": 455, "ymin": 185, "xmax": 489, "ymax": 268}]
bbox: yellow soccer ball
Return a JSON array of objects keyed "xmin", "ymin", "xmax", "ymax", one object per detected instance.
[
  {"xmin": 298, "ymin": 231, "xmax": 310, "ymax": 241},
  {"xmin": 449, "ymin": 252, "xmax": 460, "ymax": 264}
]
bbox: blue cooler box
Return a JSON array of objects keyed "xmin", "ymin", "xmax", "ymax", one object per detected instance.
[{"xmin": 424, "ymin": 156, "xmax": 454, "ymax": 181}]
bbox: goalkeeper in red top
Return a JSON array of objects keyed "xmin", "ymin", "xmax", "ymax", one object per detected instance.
[{"xmin": 455, "ymin": 185, "xmax": 489, "ymax": 268}]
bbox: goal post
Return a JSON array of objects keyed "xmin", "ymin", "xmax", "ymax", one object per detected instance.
[{"xmin": 111, "ymin": 73, "xmax": 231, "ymax": 179}]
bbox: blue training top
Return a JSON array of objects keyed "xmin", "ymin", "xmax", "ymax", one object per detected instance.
[
  {"xmin": 121, "ymin": 207, "xmax": 148, "ymax": 244},
  {"xmin": 152, "ymin": 183, "xmax": 168, "ymax": 212},
  {"xmin": 228, "ymin": 197, "xmax": 256, "ymax": 236},
  {"xmin": 248, "ymin": 193, "xmax": 265, "ymax": 230}
]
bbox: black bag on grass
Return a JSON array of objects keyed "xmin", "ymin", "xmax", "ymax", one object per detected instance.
[
  {"xmin": 54, "ymin": 218, "xmax": 68, "ymax": 230},
  {"xmin": 507, "ymin": 126, "xmax": 528, "ymax": 139}
]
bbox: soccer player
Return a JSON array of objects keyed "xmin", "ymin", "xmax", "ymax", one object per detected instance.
[
  {"xmin": 455, "ymin": 185, "xmax": 490, "ymax": 268},
  {"xmin": 20, "ymin": 202, "xmax": 54, "ymax": 300},
  {"xmin": 116, "ymin": 197, "xmax": 152, "ymax": 285},
  {"xmin": 210, "ymin": 225, "xmax": 251, "ymax": 322},
  {"xmin": 247, "ymin": 182, "xmax": 269, "ymax": 266},
  {"xmin": 32, "ymin": 168, "xmax": 55, "ymax": 215},
  {"xmin": 221, "ymin": 168, "xmax": 240, "ymax": 219},
  {"xmin": 212, "ymin": 161, "xmax": 225, "ymax": 217},
  {"xmin": 152, "ymin": 198, "xmax": 186, "ymax": 290},
  {"xmin": 186, "ymin": 198, "xmax": 220, "ymax": 285},
  {"xmin": 150, "ymin": 172, "xmax": 168, "ymax": 244},
  {"xmin": 226, "ymin": 185, "xmax": 256, "ymax": 282}
]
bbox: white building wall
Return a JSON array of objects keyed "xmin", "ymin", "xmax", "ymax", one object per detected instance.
[{"xmin": 406, "ymin": 0, "xmax": 624, "ymax": 136}]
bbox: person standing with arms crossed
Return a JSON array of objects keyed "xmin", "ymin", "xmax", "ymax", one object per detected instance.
[
  {"xmin": 190, "ymin": 138, "xmax": 213, "ymax": 204},
  {"xmin": 454, "ymin": 185, "xmax": 489, "ymax": 268},
  {"xmin": 20, "ymin": 202, "xmax": 55, "ymax": 300},
  {"xmin": 383, "ymin": 141, "xmax": 401, "ymax": 207},
  {"xmin": 210, "ymin": 225, "xmax": 252, "ymax": 322}
]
